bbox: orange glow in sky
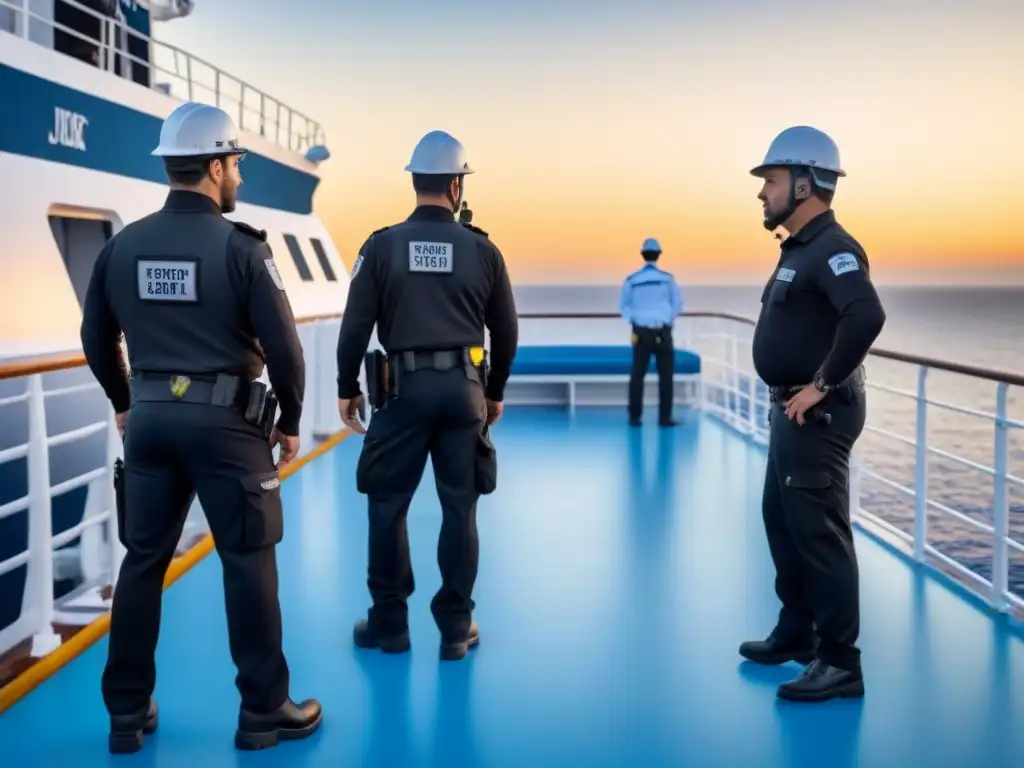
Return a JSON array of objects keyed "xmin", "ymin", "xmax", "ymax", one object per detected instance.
[{"xmin": 156, "ymin": 1, "xmax": 1024, "ymax": 284}]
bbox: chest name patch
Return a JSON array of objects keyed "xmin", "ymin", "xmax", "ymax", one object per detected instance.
[{"xmin": 137, "ymin": 259, "xmax": 197, "ymax": 302}]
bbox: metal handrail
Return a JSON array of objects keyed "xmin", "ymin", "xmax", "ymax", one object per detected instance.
[
  {"xmin": 7, "ymin": 308, "xmax": 1023, "ymax": 388},
  {"xmin": 0, "ymin": 0, "xmax": 325, "ymax": 154},
  {"xmin": 0, "ymin": 311, "xmax": 345, "ymax": 380},
  {"xmin": 518, "ymin": 311, "xmax": 1024, "ymax": 387}
]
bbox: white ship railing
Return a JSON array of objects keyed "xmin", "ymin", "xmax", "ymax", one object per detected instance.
[
  {"xmin": 0, "ymin": 0, "xmax": 325, "ymax": 154},
  {"xmin": 0, "ymin": 314, "xmax": 344, "ymax": 661},
  {"xmin": 515, "ymin": 312, "xmax": 1024, "ymax": 618}
]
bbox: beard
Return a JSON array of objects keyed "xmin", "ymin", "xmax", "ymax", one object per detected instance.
[
  {"xmin": 219, "ymin": 182, "xmax": 237, "ymax": 213},
  {"xmin": 762, "ymin": 201, "xmax": 790, "ymax": 231}
]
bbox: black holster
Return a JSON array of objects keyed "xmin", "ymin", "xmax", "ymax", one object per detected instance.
[
  {"xmin": 475, "ymin": 425, "xmax": 497, "ymax": 495},
  {"xmin": 364, "ymin": 349, "xmax": 388, "ymax": 411},
  {"xmin": 243, "ymin": 380, "xmax": 278, "ymax": 438},
  {"xmin": 113, "ymin": 457, "xmax": 127, "ymax": 546},
  {"xmin": 475, "ymin": 351, "xmax": 489, "ymax": 392}
]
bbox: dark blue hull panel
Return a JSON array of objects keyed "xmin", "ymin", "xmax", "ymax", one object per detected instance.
[{"xmin": 0, "ymin": 63, "xmax": 319, "ymax": 214}]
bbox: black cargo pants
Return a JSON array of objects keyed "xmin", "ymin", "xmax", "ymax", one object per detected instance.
[
  {"xmin": 761, "ymin": 374, "xmax": 866, "ymax": 671},
  {"xmin": 628, "ymin": 325, "xmax": 674, "ymax": 423},
  {"xmin": 355, "ymin": 365, "xmax": 486, "ymax": 643},
  {"xmin": 101, "ymin": 403, "xmax": 289, "ymax": 716}
]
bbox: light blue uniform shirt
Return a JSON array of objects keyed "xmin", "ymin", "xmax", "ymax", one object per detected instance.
[{"xmin": 619, "ymin": 264, "xmax": 682, "ymax": 328}]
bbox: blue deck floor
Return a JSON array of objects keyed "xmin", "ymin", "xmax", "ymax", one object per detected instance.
[{"xmin": 1, "ymin": 407, "xmax": 1023, "ymax": 767}]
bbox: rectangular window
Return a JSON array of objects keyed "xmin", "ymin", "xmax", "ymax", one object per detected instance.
[
  {"xmin": 309, "ymin": 238, "xmax": 337, "ymax": 281},
  {"xmin": 282, "ymin": 234, "xmax": 314, "ymax": 281},
  {"xmin": 49, "ymin": 213, "xmax": 114, "ymax": 309}
]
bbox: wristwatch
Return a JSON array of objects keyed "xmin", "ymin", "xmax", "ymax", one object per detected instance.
[{"xmin": 813, "ymin": 371, "xmax": 831, "ymax": 394}]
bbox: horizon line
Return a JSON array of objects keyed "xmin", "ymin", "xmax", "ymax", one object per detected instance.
[{"xmin": 512, "ymin": 282, "xmax": 1024, "ymax": 290}]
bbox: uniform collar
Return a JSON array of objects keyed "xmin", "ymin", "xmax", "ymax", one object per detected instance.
[
  {"xmin": 163, "ymin": 189, "xmax": 222, "ymax": 214},
  {"xmin": 782, "ymin": 209, "xmax": 835, "ymax": 248},
  {"xmin": 407, "ymin": 204, "xmax": 456, "ymax": 222}
]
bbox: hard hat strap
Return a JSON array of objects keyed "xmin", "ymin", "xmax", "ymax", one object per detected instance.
[{"xmin": 762, "ymin": 166, "xmax": 808, "ymax": 231}]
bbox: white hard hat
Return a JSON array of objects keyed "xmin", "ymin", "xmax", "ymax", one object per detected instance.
[
  {"xmin": 750, "ymin": 126, "xmax": 845, "ymax": 185},
  {"xmin": 404, "ymin": 130, "xmax": 474, "ymax": 175},
  {"xmin": 152, "ymin": 101, "xmax": 247, "ymax": 157},
  {"xmin": 641, "ymin": 237, "xmax": 662, "ymax": 254}
]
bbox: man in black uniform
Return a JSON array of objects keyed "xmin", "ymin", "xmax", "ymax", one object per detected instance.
[
  {"xmin": 335, "ymin": 129, "xmax": 518, "ymax": 661},
  {"xmin": 80, "ymin": 101, "xmax": 321, "ymax": 752},
  {"xmin": 739, "ymin": 125, "xmax": 886, "ymax": 702}
]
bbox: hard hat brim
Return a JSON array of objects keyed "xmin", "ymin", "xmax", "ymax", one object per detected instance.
[
  {"xmin": 151, "ymin": 146, "xmax": 249, "ymax": 157},
  {"xmin": 750, "ymin": 162, "xmax": 846, "ymax": 178},
  {"xmin": 404, "ymin": 164, "xmax": 475, "ymax": 175}
]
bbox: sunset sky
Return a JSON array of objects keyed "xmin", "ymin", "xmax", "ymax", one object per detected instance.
[{"xmin": 155, "ymin": 0, "xmax": 1024, "ymax": 285}]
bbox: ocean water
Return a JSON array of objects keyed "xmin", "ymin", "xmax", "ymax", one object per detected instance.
[{"xmin": 512, "ymin": 285, "xmax": 1024, "ymax": 600}]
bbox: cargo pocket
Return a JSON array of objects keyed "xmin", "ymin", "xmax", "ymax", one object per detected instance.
[
  {"xmin": 474, "ymin": 429, "xmax": 497, "ymax": 495},
  {"xmin": 355, "ymin": 440, "xmax": 376, "ymax": 494},
  {"xmin": 781, "ymin": 472, "xmax": 835, "ymax": 509},
  {"xmin": 783, "ymin": 472, "xmax": 831, "ymax": 491},
  {"xmin": 239, "ymin": 471, "xmax": 284, "ymax": 549}
]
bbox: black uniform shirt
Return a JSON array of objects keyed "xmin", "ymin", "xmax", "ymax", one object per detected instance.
[
  {"xmin": 80, "ymin": 190, "xmax": 306, "ymax": 435},
  {"xmin": 751, "ymin": 210, "xmax": 886, "ymax": 388},
  {"xmin": 336, "ymin": 205, "xmax": 519, "ymax": 402}
]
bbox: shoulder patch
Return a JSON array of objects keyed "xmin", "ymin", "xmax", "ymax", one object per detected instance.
[
  {"xmin": 350, "ymin": 252, "xmax": 364, "ymax": 279},
  {"xmin": 232, "ymin": 221, "xmax": 267, "ymax": 242},
  {"xmin": 462, "ymin": 222, "xmax": 489, "ymax": 238},
  {"xmin": 827, "ymin": 252, "xmax": 860, "ymax": 276},
  {"xmin": 264, "ymin": 258, "xmax": 285, "ymax": 290}
]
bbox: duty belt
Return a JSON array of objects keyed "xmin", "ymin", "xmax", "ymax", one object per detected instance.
[
  {"xmin": 768, "ymin": 366, "xmax": 866, "ymax": 405},
  {"xmin": 387, "ymin": 348, "xmax": 486, "ymax": 391},
  {"xmin": 130, "ymin": 372, "xmax": 246, "ymax": 408},
  {"xmin": 390, "ymin": 349, "xmax": 468, "ymax": 374}
]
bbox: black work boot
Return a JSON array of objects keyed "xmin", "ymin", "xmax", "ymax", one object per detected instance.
[
  {"xmin": 777, "ymin": 659, "xmax": 865, "ymax": 702},
  {"xmin": 352, "ymin": 617, "xmax": 411, "ymax": 654},
  {"xmin": 235, "ymin": 697, "xmax": 323, "ymax": 751},
  {"xmin": 738, "ymin": 632, "xmax": 817, "ymax": 666},
  {"xmin": 440, "ymin": 622, "xmax": 480, "ymax": 661},
  {"xmin": 108, "ymin": 697, "xmax": 158, "ymax": 754}
]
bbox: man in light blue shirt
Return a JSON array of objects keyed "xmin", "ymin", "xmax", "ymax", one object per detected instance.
[{"xmin": 619, "ymin": 237, "xmax": 682, "ymax": 427}]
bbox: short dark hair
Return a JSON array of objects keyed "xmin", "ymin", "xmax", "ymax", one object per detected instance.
[
  {"xmin": 163, "ymin": 156, "xmax": 211, "ymax": 186},
  {"xmin": 411, "ymin": 173, "xmax": 461, "ymax": 195},
  {"xmin": 163, "ymin": 155, "xmax": 235, "ymax": 186}
]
